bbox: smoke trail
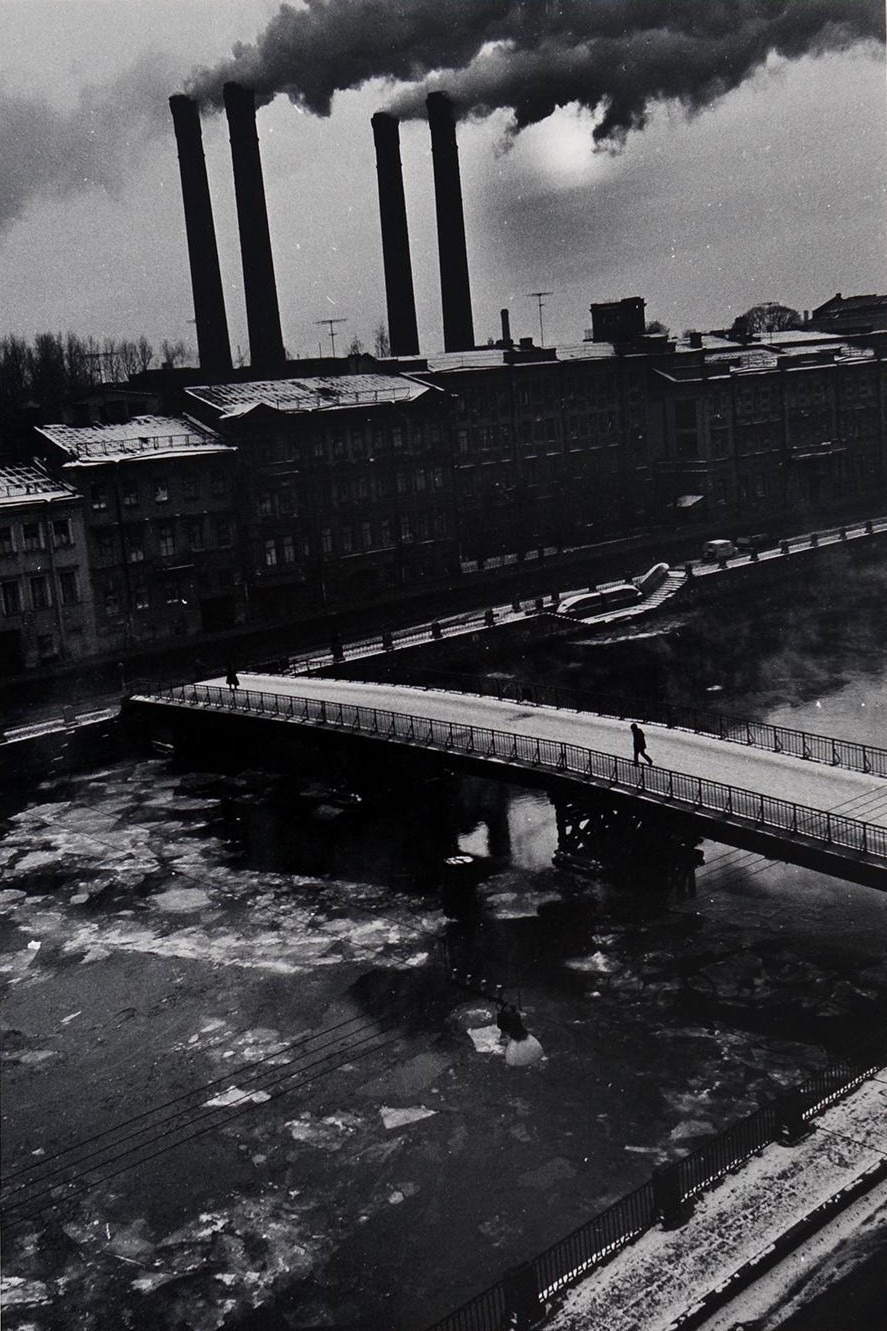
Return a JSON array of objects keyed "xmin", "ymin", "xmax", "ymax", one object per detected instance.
[
  {"xmin": 0, "ymin": 54, "xmax": 174, "ymax": 230},
  {"xmin": 187, "ymin": 0, "xmax": 884, "ymax": 143}
]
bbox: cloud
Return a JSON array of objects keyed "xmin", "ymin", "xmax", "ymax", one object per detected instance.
[
  {"xmin": 0, "ymin": 54, "xmax": 174, "ymax": 231},
  {"xmin": 187, "ymin": 0, "xmax": 885, "ymax": 145}
]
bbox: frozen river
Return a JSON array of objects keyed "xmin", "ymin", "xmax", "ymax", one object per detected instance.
[{"xmin": 1, "ymin": 548, "xmax": 886, "ymax": 1329}]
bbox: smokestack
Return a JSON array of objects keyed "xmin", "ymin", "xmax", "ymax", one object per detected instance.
[
  {"xmin": 222, "ymin": 82, "xmax": 286, "ymax": 371},
  {"xmin": 426, "ymin": 92, "xmax": 475, "ymax": 353},
  {"xmin": 371, "ymin": 113, "xmax": 420, "ymax": 358},
  {"xmin": 169, "ymin": 96, "xmax": 232, "ymax": 375},
  {"xmin": 500, "ymin": 308, "xmax": 513, "ymax": 347}
]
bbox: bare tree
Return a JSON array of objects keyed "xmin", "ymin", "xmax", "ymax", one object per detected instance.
[
  {"xmin": 159, "ymin": 338, "xmax": 189, "ymax": 367},
  {"xmin": 373, "ymin": 321, "xmax": 390, "ymax": 358}
]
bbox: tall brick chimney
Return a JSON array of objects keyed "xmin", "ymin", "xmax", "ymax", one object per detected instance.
[
  {"xmin": 169, "ymin": 95, "xmax": 232, "ymax": 374},
  {"xmin": 222, "ymin": 82, "xmax": 286, "ymax": 371},
  {"xmin": 371, "ymin": 112, "xmax": 420, "ymax": 358},
  {"xmin": 426, "ymin": 92, "xmax": 475, "ymax": 353}
]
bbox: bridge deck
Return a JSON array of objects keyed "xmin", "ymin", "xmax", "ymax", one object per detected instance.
[{"xmin": 210, "ymin": 674, "xmax": 887, "ymax": 832}]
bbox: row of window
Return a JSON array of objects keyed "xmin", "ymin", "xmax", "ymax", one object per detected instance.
[
  {"xmin": 260, "ymin": 512, "xmax": 451, "ymax": 567},
  {"xmin": 0, "ymin": 516, "xmax": 73, "ymax": 555},
  {"xmin": 251, "ymin": 420, "xmax": 446, "ymax": 467},
  {"xmin": 92, "ymin": 518, "xmax": 234, "ymax": 562},
  {"xmin": 90, "ymin": 471, "xmax": 229, "ymax": 512},
  {"xmin": 1, "ymin": 569, "xmax": 80, "ymax": 616}
]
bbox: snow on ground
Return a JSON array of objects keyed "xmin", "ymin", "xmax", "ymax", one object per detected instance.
[{"xmin": 544, "ymin": 1076, "xmax": 887, "ymax": 1330}]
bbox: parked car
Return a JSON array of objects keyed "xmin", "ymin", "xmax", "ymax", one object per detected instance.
[
  {"xmin": 557, "ymin": 583, "xmax": 642, "ymax": 618},
  {"xmin": 734, "ymin": 533, "xmax": 772, "ymax": 553},
  {"xmin": 701, "ymin": 539, "xmax": 737, "ymax": 561}
]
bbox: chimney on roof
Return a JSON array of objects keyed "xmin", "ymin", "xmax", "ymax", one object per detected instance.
[
  {"xmin": 500, "ymin": 308, "xmax": 513, "ymax": 347},
  {"xmin": 426, "ymin": 92, "xmax": 475, "ymax": 353},
  {"xmin": 169, "ymin": 95, "xmax": 233, "ymax": 375},
  {"xmin": 223, "ymin": 82, "xmax": 286, "ymax": 371},
  {"xmin": 371, "ymin": 113, "xmax": 420, "ymax": 358}
]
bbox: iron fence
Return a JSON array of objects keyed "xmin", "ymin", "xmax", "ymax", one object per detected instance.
[
  {"xmin": 533, "ymin": 1181, "xmax": 657, "ymax": 1300},
  {"xmin": 145, "ymin": 683, "xmax": 887, "ymax": 868},
  {"xmin": 361, "ymin": 669, "xmax": 887, "ymax": 779}
]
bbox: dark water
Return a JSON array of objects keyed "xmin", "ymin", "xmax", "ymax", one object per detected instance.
[{"xmin": 1, "ymin": 548, "xmax": 886, "ymax": 1330}]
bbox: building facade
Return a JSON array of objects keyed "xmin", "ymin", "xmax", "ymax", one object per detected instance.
[
  {"xmin": 0, "ymin": 466, "xmax": 97, "ymax": 673},
  {"xmin": 35, "ymin": 417, "xmax": 243, "ymax": 657}
]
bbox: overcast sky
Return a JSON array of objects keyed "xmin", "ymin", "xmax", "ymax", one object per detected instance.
[{"xmin": 1, "ymin": 0, "xmax": 885, "ymax": 360}]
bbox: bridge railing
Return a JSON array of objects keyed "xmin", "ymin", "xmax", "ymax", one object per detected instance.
[
  {"xmin": 144, "ymin": 684, "xmax": 887, "ymax": 867},
  {"xmin": 346, "ymin": 668, "xmax": 887, "ymax": 779}
]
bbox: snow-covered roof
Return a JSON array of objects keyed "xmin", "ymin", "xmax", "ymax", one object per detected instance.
[
  {"xmin": 185, "ymin": 374, "xmax": 431, "ymax": 417},
  {"xmin": 36, "ymin": 416, "xmax": 228, "ymax": 464},
  {"xmin": 0, "ymin": 466, "xmax": 79, "ymax": 507}
]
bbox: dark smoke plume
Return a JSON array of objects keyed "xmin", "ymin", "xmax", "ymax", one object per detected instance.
[
  {"xmin": 0, "ymin": 55, "xmax": 173, "ymax": 231},
  {"xmin": 187, "ymin": 0, "xmax": 884, "ymax": 143}
]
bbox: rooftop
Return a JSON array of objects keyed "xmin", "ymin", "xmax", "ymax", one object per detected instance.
[
  {"xmin": 36, "ymin": 416, "xmax": 228, "ymax": 463},
  {"xmin": 185, "ymin": 374, "xmax": 431, "ymax": 417},
  {"xmin": 0, "ymin": 466, "xmax": 79, "ymax": 506}
]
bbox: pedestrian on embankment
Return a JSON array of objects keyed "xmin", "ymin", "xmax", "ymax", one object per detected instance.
[
  {"xmin": 631, "ymin": 722, "xmax": 653, "ymax": 766},
  {"xmin": 225, "ymin": 664, "xmax": 239, "ymax": 692}
]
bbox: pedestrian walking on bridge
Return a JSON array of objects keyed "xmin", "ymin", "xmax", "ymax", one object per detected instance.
[
  {"xmin": 631, "ymin": 722, "xmax": 653, "ymax": 766},
  {"xmin": 225, "ymin": 663, "xmax": 239, "ymax": 692}
]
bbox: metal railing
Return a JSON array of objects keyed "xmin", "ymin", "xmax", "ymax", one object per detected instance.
[
  {"xmin": 424, "ymin": 1041, "xmax": 885, "ymax": 1331},
  {"xmin": 140, "ymin": 684, "xmax": 887, "ymax": 868},
  {"xmin": 356, "ymin": 669, "xmax": 887, "ymax": 779}
]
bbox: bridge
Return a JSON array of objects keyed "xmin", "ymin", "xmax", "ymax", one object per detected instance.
[{"xmin": 128, "ymin": 675, "xmax": 887, "ymax": 891}]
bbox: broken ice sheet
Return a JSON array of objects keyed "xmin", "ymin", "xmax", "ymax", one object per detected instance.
[
  {"xmin": 379, "ymin": 1105, "xmax": 437, "ymax": 1130},
  {"xmin": 204, "ymin": 1087, "xmax": 271, "ymax": 1108}
]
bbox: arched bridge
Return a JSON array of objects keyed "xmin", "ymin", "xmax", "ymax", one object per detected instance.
[{"xmin": 128, "ymin": 675, "xmax": 887, "ymax": 891}]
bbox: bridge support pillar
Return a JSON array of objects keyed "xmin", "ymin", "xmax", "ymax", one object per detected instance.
[{"xmin": 553, "ymin": 796, "xmax": 703, "ymax": 892}]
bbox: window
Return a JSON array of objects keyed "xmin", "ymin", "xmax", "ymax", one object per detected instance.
[
  {"xmin": 127, "ymin": 539, "xmax": 145, "ymax": 563},
  {"xmin": 154, "ymin": 478, "xmax": 169, "ymax": 503},
  {"xmin": 396, "ymin": 472, "xmax": 408, "ymax": 495},
  {"xmin": 282, "ymin": 535, "xmax": 295, "ymax": 564},
  {"xmin": 158, "ymin": 524, "xmax": 175, "ymax": 558},
  {"xmin": 187, "ymin": 521, "xmax": 204, "ymax": 552},
  {"xmin": 1, "ymin": 581, "xmax": 20, "ymax": 616},
  {"xmin": 30, "ymin": 576, "xmax": 51, "ymax": 610},
  {"xmin": 434, "ymin": 513, "xmax": 448, "ymax": 538},
  {"xmin": 279, "ymin": 487, "xmax": 294, "ymax": 515},
  {"xmin": 52, "ymin": 518, "xmax": 72, "ymax": 547},
  {"xmin": 341, "ymin": 526, "xmax": 353, "ymax": 553},
  {"xmin": 216, "ymin": 519, "xmax": 232, "ymax": 548},
  {"xmin": 361, "ymin": 521, "xmax": 373, "ymax": 549},
  {"xmin": 183, "ymin": 475, "xmax": 199, "ymax": 501},
  {"xmin": 264, "ymin": 539, "xmax": 278, "ymax": 567},
  {"xmin": 133, "ymin": 585, "xmax": 149, "ymax": 611},
  {"xmin": 22, "ymin": 521, "xmax": 43, "ymax": 551},
  {"xmin": 211, "ymin": 471, "xmax": 226, "ymax": 497},
  {"xmin": 104, "ymin": 584, "xmax": 120, "ymax": 615},
  {"xmin": 391, "ymin": 426, "xmax": 404, "ymax": 451},
  {"xmin": 96, "ymin": 532, "xmax": 115, "ymax": 560},
  {"xmin": 58, "ymin": 570, "xmax": 79, "ymax": 605},
  {"xmin": 91, "ymin": 484, "xmax": 108, "ymax": 511},
  {"xmin": 432, "ymin": 467, "xmax": 445, "ymax": 490},
  {"xmin": 257, "ymin": 494, "xmax": 272, "ymax": 517},
  {"xmin": 0, "ymin": 526, "xmax": 14, "ymax": 555},
  {"xmin": 37, "ymin": 634, "xmax": 56, "ymax": 661},
  {"xmin": 122, "ymin": 485, "xmax": 139, "ymax": 508},
  {"xmin": 380, "ymin": 519, "xmax": 392, "ymax": 547},
  {"xmin": 400, "ymin": 515, "xmax": 412, "ymax": 541},
  {"xmin": 415, "ymin": 469, "xmax": 427, "ymax": 492},
  {"xmin": 164, "ymin": 581, "xmax": 181, "ymax": 604},
  {"xmin": 321, "ymin": 528, "xmax": 333, "ymax": 555}
]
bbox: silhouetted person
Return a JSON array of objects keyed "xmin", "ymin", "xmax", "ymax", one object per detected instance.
[
  {"xmin": 631, "ymin": 722, "xmax": 653, "ymax": 766},
  {"xmin": 225, "ymin": 663, "xmax": 239, "ymax": 692}
]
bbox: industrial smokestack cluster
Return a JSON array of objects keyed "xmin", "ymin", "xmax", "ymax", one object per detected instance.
[{"xmin": 169, "ymin": 86, "xmax": 476, "ymax": 368}]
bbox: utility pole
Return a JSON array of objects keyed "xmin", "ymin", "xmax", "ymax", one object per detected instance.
[
  {"xmin": 527, "ymin": 291, "xmax": 553, "ymax": 347},
  {"xmin": 315, "ymin": 318, "xmax": 348, "ymax": 358}
]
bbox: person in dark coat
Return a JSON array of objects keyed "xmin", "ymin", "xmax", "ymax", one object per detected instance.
[
  {"xmin": 225, "ymin": 663, "xmax": 239, "ymax": 691},
  {"xmin": 631, "ymin": 722, "xmax": 653, "ymax": 766}
]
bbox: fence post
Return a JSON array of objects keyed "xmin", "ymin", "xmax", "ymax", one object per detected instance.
[
  {"xmin": 503, "ymin": 1262, "xmax": 543, "ymax": 1329},
  {"xmin": 775, "ymin": 1089, "xmax": 810, "ymax": 1144},
  {"xmin": 652, "ymin": 1162, "xmax": 693, "ymax": 1229}
]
